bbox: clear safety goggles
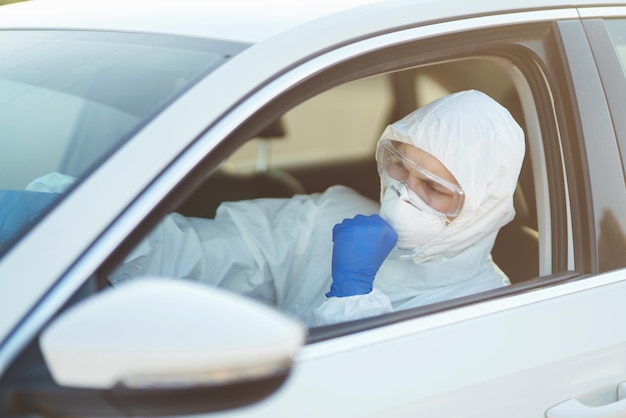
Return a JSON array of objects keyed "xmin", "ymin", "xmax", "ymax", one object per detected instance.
[{"xmin": 376, "ymin": 138, "xmax": 464, "ymax": 217}]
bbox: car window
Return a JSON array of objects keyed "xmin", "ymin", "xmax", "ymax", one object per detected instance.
[
  {"xmin": 103, "ymin": 53, "xmax": 545, "ymax": 328},
  {"xmin": 0, "ymin": 30, "xmax": 246, "ymax": 256},
  {"xmin": 226, "ymin": 75, "xmax": 391, "ymax": 172}
]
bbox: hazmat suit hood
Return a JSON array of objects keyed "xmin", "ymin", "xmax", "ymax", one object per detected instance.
[{"xmin": 378, "ymin": 89, "xmax": 525, "ymax": 258}]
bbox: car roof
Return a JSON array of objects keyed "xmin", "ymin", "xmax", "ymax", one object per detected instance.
[{"xmin": 0, "ymin": 0, "xmax": 625, "ymax": 43}]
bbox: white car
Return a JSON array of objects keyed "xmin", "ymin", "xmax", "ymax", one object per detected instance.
[{"xmin": 1, "ymin": 0, "xmax": 626, "ymax": 417}]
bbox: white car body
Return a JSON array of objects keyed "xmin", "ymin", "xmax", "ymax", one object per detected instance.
[{"xmin": 0, "ymin": 0, "xmax": 626, "ymax": 417}]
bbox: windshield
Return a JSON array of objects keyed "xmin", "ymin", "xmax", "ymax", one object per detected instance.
[{"xmin": 0, "ymin": 30, "xmax": 247, "ymax": 255}]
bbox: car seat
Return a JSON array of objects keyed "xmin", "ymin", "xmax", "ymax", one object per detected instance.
[{"xmin": 177, "ymin": 119, "xmax": 305, "ymax": 218}]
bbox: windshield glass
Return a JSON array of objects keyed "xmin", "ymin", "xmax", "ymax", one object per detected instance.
[{"xmin": 0, "ymin": 30, "xmax": 247, "ymax": 255}]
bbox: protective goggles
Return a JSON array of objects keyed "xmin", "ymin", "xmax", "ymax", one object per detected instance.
[{"xmin": 376, "ymin": 138, "xmax": 464, "ymax": 217}]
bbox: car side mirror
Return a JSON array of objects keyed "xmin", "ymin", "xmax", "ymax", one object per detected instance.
[{"xmin": 14, "ymin": 278, "xmax": 306, "ymax": 417}]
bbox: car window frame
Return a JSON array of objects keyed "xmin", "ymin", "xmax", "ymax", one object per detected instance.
[
  {"xmin": 578, "ymin": 17, "xmax": 626, "ymax": 273},
  {"xmin": 555, "ymin": 17, "xmax": 626, "ymax": 275},
  {"xmin": 111, "ymin": 18, "xmax": 588, "ymax": 341}
]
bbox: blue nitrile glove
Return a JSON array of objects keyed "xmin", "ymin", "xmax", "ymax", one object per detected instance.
[
  {"xmin": 0, "ymin": 190, "xmax": 59, "ymax": 252},
  {"xmin": 327, "ymin": 214, "xmax": 398, "ymax": 297}
]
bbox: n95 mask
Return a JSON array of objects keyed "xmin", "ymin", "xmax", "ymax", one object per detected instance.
[{"xmin": 379, "ymin": 186, "xmax": 446, "ymax": 249}]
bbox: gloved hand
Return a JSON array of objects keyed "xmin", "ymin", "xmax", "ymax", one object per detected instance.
[
  {"xmin": 327, "ymin": 214, "xmax": 398, "ymax": 297},
  {"xmin": 0, "ymin": 190, "xmax": 59, "ymax": 251}
]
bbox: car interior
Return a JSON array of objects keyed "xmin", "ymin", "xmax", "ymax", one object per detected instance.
[{"xmin": 176, "ymin": 58, "xmax": 540, "ymax": 285}]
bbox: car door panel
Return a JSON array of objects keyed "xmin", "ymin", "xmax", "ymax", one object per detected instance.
[{"xmin": 205, "ymin": 269, "xmax": 626, "ymax": 417}]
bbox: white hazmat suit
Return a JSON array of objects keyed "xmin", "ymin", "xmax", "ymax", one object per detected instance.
[{"xmin": 109, "ymin": 90, "xmax": 525, "ymax": 326}]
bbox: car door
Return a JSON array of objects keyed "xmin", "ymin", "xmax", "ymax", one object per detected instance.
[{"xmin": 192, "ymin": 7, "xmax": 626, "ymax": 417}]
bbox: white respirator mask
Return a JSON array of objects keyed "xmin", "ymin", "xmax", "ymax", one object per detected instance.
[{"xmin": 379, "ymin": 184, "xmax": 447, "ymax": 249}]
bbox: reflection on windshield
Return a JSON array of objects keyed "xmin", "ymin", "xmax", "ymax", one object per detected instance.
[{"xmin": 0, "ymin": 30, "xmax": 247, "ymax": 255}]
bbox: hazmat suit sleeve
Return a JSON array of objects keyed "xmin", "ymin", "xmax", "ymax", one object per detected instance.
[
  {"xmin": 109, "ymin": 185, "xmax": 390, "ymax": 327},
  {"xmin": 108, "ymin": 204, "xmax": 282, "ymax": 304},
  {"xmin": 312, "ymin": 288, "xmax": 394, "ymax": 326}
]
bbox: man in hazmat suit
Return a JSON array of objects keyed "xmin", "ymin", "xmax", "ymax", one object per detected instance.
[{"xmin": 108, "ymin": 89, "xmax": 525, "ymax": 326}]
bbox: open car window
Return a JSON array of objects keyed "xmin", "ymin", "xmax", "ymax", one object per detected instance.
[
  {"xmin": 101, "ymin": 49, "xmax": 553, "ymax": 330},
  {"xmin": 82, "ymin": 17, "xmax": 594, "ymax": 337}
]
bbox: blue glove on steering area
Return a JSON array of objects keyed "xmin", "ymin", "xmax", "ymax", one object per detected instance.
[
  {"xmin": 327, "ymin": 214, "xmax": 398, "ymax": 298},
  {"xmin": 0, "ymin": 190, "xmax": 59, "ymax": 252}
]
